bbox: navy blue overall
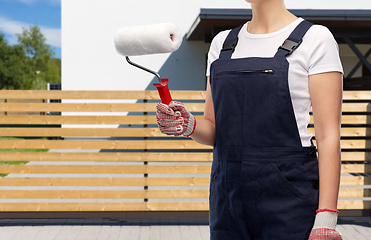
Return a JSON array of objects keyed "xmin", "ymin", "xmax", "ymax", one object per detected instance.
[{"xmin": 209, "ymin": 21, "xmax": 319, "ymax": 240}]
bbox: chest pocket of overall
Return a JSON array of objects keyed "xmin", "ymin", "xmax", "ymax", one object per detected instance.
[{"xmin": 213, "ymin": 67, "xmax": 294, "ymax": 148}]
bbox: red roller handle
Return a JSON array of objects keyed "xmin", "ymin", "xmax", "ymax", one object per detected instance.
[{"xmin": 153, "ymin": 78, "xmax": 172, "ymax": 105}]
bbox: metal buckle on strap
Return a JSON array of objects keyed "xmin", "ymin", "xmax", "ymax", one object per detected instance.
[
  {"xmin": 279, "ymin": 39, "xmax": 302, "ymax": 55},
  {"xmin": 221, "ymin": 38, "xmax": 239, "ymax": 53}
]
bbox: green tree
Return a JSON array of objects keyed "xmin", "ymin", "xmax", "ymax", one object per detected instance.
[
  {"xmin": 16, "ymin": 25, "xmax": 54, "ymax": 60},
  {"xmin": 16, "ymin": 25, "xmax": 60, "ymax": 89},
  {"xmin": 46, "ymin": 58, "xmax": 61, "ymax": 84},
  {"xmin": 0, "ymin": 32, "xmax": 30, "ymax": 89}
]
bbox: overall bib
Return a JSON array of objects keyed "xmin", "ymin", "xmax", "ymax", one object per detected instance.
[{"xmin": 209, "ymin": 21, "xmax": 319, "ymax": 240}]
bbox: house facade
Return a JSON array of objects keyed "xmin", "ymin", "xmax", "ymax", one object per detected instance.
[{"xmin": 62, "ymin": 0, "xmax": 371, "ymax": 91}]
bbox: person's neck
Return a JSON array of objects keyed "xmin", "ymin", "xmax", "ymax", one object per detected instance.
[{"xmin": 247, "ymin": 1, "xmax": 298, "ymax": 34}]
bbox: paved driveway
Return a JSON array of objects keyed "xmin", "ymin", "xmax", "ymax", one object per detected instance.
[{"xmin": 0, "ymin": 217, "xmax": 370, "ymax": 240}]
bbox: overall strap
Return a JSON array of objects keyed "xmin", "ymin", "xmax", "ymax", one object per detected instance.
[
  {"xmin": 275, "ymin": 20, "xmax": 313, "ymax": 57},
  {"xmin": 219, "ymin": 25, "xmax": 244, "ymax": 60}
]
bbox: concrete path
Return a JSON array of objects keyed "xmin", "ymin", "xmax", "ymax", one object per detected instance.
[{"xmin": 0, "ymin": 217, "xmax": 370, "ymax": 240}]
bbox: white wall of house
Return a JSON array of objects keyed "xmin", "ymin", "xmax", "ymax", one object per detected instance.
[{"xmin": 62, "ymin": 0, "xmax": 371, "ymax": 91}]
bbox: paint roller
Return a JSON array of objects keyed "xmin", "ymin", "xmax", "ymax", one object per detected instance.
[{"xmin": 114, "ymin": 23, "xmax": 182, "ymax": 105}]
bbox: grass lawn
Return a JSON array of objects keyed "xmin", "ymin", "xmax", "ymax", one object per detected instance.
[{"xmin": 0, "ymin": 137, "xmax": 49, "ymax": 177}]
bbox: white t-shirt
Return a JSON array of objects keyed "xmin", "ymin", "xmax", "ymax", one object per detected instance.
[{"xmin": 206, "ymin": 18, "xmax": 343, "ymax": 147}]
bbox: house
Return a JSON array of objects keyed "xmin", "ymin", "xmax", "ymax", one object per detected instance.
[{"xmin": 62, "ymin": 0, "xmax": 371, "ymax": 92}]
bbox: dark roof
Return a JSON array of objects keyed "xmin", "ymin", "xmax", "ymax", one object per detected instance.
[{"xmin": 187, "ymin": 9, "xmax": 371, "ymax": 43}]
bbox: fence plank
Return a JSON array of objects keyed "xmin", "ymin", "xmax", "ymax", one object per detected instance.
[
  {"xmin": 343, "ymin": 91, "xmax": 371, "ymax": 100},
  {"xmin": 0, "ymin": 140, "xmax": 211, "ymax": 150},
  {"xmin": 339, "ymin": 140, "xmax": 369, "ymax": 149},
  {"xmin": 342, "ymin": 103, "xmax": 370, "ymax": 112},
  {"xmin": 337, "ymin": 200, "xmax": 369, "ymax": 210},
  {"xmin": 0, "ymin": 140, "xmax": 146, "ymax": 149},
  {"xmin": 145, "ymin": 202, "xmax": 209, "ymax": 211},
  {"xmin": 146, "ymin": 140, "xmax": 212, "ymax": 149},
  {"xmin": 0, "ymin": 152, "xmax": 368, "ymax": 162},
  {"xmin": 2, "ymin": 127, "xmax": 369, "ymax": 137},
  {"xmin": 0, "ymin": 165, "xmax": 212, "ymax": 174},
  {"xmin": 0, "ymin": 190, "xmax": 146, "ymax": 199},
  {"xmin": 0, "ymin": 177, "xmax": 210, "ymax": 186},
  {"xmin": 0, "ymin": 176, "xmax": 365, "ymax": 187},
  {"xmin": 0, "ymin": 190, "xmax": 209, "ymax": 199},
  {"xmin": 0, "ymin": 90, "xmax": 143, "ymax": 99},
  {"xmin": 0, "ymin": 164, "xmax": 366, "ymax": 174},
  {"xmin": 340, "ymin": 176, "xmax": 370, "ymax": 185},
  {"xmin": 0, "ymin": 152, "xmax": 213, "ymax": 162},
  {"xmin": 1, "ymin": 90, "xmax": 369, "ymax": 101},
  {"xmin": 0, "ymin": 201, "xmax": 366, "ymax": 211},
  {"xmin": 0, "ymin": 140, "xmax": 365, "ymax": 150},
  {"xmin": 0, "ymin": 128, "xmax": 165, "ymax": 137},
  {"xmin": 0, "ymin": 165, "xmax": 141, "ymax": 174},
  {"xmin": 0, "ymin": 116, "xmax": 150, "ymax": 125},
  {"xmin": 0, "ymin": 102, "xmax": 368, "ymax": 113},
  {"xmin": 339, "ymin": 189, "xmax": 364, "ymax": 198},
  {"xmin": 0, "ymin": 202, "xmax": 209, "ymax": 211},
  {"xmin": 0, "ymin": 115, "xmax": 367, "ymax": 125},
  {"xmin": 0, "ymin": 90, "xmax": 206, "ymax": 100},
  {"xmin": 145, "ymin": 91, "xmax": 206, "ymax": 100},
  {"xmin": 146, "ymin": 190, "xmax": 209, "ymax": 198},
  {"xmin": 0, "ymin": 202, "xmax": 147, "ymax": 211},
  {"xmin": 0, "ymin": 103, "xmax": 205, "ymax": 112},
  {"xmin": 0, "ymin": 178, "xmax": 148, "ymax": 186},
  {"xmin": 341, "ymin": 164, "xmax": 366, "ymax": 173},
  {"xmin": 341, "ymin": 152, "xmax": 370, "ymax": 161},
  {"xmin": 0, "ymin": 115, "xmax": 204, "ymax": 125}
]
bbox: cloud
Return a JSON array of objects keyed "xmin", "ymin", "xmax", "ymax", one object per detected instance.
[
  {"xmin": 0, "ymin": 17, "xmax": 23, "ymax": 35},
  {"xmin": 0, "ymin": 16, "xmax": 61, "ymax": 48},
  {"xmin": 39, "ymin": 27, "xmax": 61, "ymax": 48}
]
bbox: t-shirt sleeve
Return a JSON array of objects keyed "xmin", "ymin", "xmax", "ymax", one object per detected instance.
[
  {"xmin": 308, "ymin": 25, "xmax": 343, "ymax": 76},
  {"xmin": 206, "ymin": 30, "xmax": 230, "ymax": 76}
]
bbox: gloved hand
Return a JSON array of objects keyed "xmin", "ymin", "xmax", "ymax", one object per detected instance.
[
  {"xmin": 156, "ymin": 101, "xmax": 196, "ymax": 137},
  {"xmin": 308, "ymin": 209, "xmax": 343, "ymax": 240}
]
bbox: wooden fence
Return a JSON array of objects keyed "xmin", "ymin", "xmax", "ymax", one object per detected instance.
[{"xmin": 0, "ymin": 90, "xmax": 369, "ymax": 214}]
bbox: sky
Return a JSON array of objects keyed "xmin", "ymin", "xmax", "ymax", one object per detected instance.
[{"xmin": 0, "ymin": 0, "xmax": 61, "ymax": 58}]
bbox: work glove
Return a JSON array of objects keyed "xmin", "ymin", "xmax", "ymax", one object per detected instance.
[
  {"xmin": 308, "ymin": 209, "xmax": 343, "ymax": 240},
  {"xmin": 156, "ymin": 101, "xmax": 196, "ymax": 137}
]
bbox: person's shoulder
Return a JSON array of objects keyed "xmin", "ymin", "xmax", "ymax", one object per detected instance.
[
  {"xmin": 210, "ymin": 29, "xmax": 231, "ymax": 50},
  {"xmin": 206, "ymin": 29, "xmax": 233, "ymax": 76},
  {"xmin": 302, "ymin": 23, "xmax": 343, "ymax": 75},
  {"xmin": 306, "ymin": 24, "xmax": 336, "ymax": 41},
  {"xmin": 214, "ymin": 29, "xmax": 231, "ymax": 40},
  {"xmin": 207, "ymin": 29, "xmax": 233, "ymax": 60}
]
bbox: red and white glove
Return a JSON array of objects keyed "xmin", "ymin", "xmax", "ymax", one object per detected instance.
[
  {"xmin": 308, "ymin": 209, "xmax": 343, "ymax": 240},
  {"xmin": 156, "ymin": 101, "xmax": 196, "ymax": 137}
]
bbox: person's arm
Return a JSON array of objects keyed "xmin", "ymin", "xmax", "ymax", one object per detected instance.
[
  {"xmin": 308, "ymin": 71, "xmax": 342, "ymax": 211},
  {"xmin": 308, "ymin": 71, "xmax": 343, "ymax": 240},
  {"xmin": 190, "ymin": 76, "xmax": 216, "ymax": 146}
]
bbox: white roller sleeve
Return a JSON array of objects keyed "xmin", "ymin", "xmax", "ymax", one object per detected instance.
[{"xmin": 114, "ymin": 23, "xmax": 182, "ymax": 56}]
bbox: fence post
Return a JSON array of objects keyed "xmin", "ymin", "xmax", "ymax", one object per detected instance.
[
  {"xmin": 366, "ymin": 103, "xmax": 371, "ymax": 210},
  {"xmin": 143, "ymin": 98, "xmax": 149, "ymax": 206},
  {"xmin": 4, "ymin": 99, "xmax": 7, "ymax": 116}
]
